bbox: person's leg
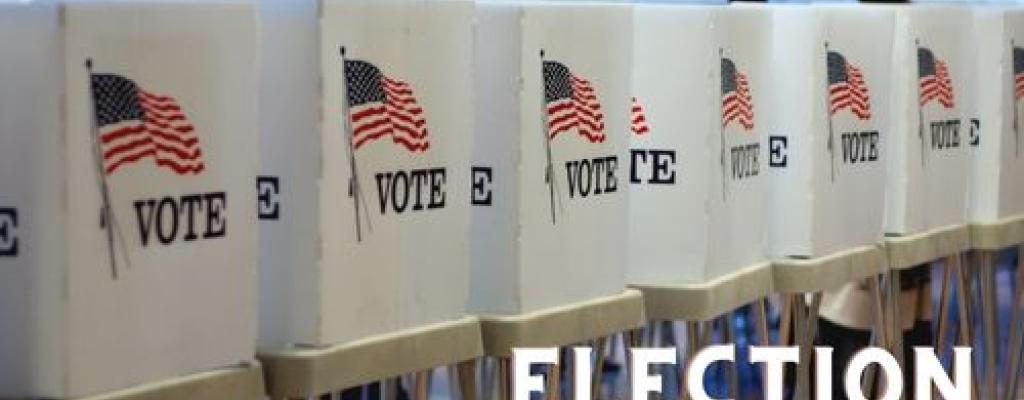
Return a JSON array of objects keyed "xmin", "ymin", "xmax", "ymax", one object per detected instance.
[{"xmin": 815, "ymin": 318, "xmax": 872, "ymax": 400}]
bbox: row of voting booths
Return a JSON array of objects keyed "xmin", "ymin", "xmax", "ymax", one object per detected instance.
[{"xmin": 0, "ymin": 0, "xmax": 1023, "ymax": 399}]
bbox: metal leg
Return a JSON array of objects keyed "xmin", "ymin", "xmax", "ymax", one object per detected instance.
[
  {"xmin": 681, "ymin": 321, "xmax": 700, "ymax": 400},
  {"xmin": 414, "ymin": 370, "xmax": 430, "ymax": 400},
  {"xmin": 863, "ymin": 275, "xmax": 887, "ymax": 396},
  {"xmin": 793, "ymin": 294, "xmax": 810, "ymax": 400},
  {"xmin": 753, "ymin": 298, "xmax": 770, "ymax": 392},
  {"xmin": 936, "ymin": 257, "xmax": 954, "ymax": 352},
  {"xmin": 591, "ymin": 337, "xmax": 607, "ymax": 400},
  {"xmin": 779, "ymin": 296, "xmax": 794, "ymax": 346},
  {"xmin": 457, "ymin": 360, "xmax": 478, "ymax": 400},
  {"xmin": 978, "ymin": 251, "xmax": 999, "ymax": 400},
  {"xmin": 722, "ymin": 313, "xmax": 740, "ymax": 400},
  {"xmin": 953, "ymin": 253, "xmax": 981, "ymax": 400},
  {"xmin": 498, "ymin": 357, "xmax": 511, "ymax": 400},
  {"xmin": 546, "ymin": 349, "xmax": 561, "ymax": 400},
  {"xmin": 889, "ymin": 268, "xmax": 904, "ymax": 379}
]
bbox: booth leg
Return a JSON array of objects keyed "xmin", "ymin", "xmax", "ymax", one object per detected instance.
[
  {"xmin": 456, "ymin": 359, "xmax": 478, "ymax": 400},
  {"xmin": 779, "ymin": 296, "xmax": 793, "ymax": 347},
  {"xmin": 792, "ymin": 293, "xmax": 820, "ymax": 400},
  {"xmin": 497, "ymin": 357, "xmax": 511, "ymax": 400},
  {"xmin": 546, "ymin": 350, "xmax": 561, "ymax": 400},
  {"xmin": 935, "ymin": 257, "xmax": 954, "ymax": 352},
  {"xmin": 591, "ymin": 336, "xmax": 607, "ymax": 400},
  {"xmin": 753, "ymin": 298, "xmax": 770, "ymax": 389},
  {"xmin": 888, "ymin": 268, "xmax": 904, "ymax": 384},
  {"xmin": 952, "ymin": 253, "xmax": 981, "ymax": 400},
  {"xmin": 722, "ymin": 313, "xmax": 739, "ymax": 400},
  {"xmin": 862, "ymin": 274, "xmax": 887, "ymax": 396},
  {"xmin": 977, "ymin": 251, "xmax": 1000, "ymax": 400}
]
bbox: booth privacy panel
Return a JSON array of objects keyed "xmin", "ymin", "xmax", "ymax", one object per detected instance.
[
  {"xmin": 470, "ymin": 2, "xmax": 632, "ymax": 315},
  {"xmin": 0, "ymin": 3, "xmax": 259, "ymax": 397}
]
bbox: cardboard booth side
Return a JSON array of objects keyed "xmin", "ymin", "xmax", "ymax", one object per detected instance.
[
  {"xmin": 765, "ymin": 5, "xmax": 819, "ymax": 258},
  {"xmin": 627, "ymin": 4, "xmax": 715, "ymax": 285},
  {"xmin": 319, "ymin": 0, "xmax": 473, "ymax": 345},
  {"xmin": 469, "ymin": 2, "xmax": 525, "ymax": 315},
  {"xmin": 705, "ymin": 5, "xmax": 770, "ymax": 280},
  {"xmin": 0, "ymin": 4, "xmax": 69, "ymax": 398},
  {"xmin": 886, "ymin": 6, "xmax": 970, "ymax": 235},
  {"xmin": 258, "ymin": 0, "xmax": 324, "ymax": 347},
  {"xmin": 516, "ymin": 3, "xmax": 632, "ymax": 313},
  {"xmin": 62, "ymin": 3, "xmax": 259, "ymax": 396}
]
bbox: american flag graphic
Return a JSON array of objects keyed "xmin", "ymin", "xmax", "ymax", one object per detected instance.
[
  {"xmin": 630, "ymin": 97, "xmax": 650, "ymax": 135},
  {"xmin": 1013, "ymin": 46, "xmax": 1024, "ymax": 100},
  {"xmin": 91, "ymin": 73, "xmax": 204, "ymax": 176},
  {"xmin": 827, "ymin": 51, "xmax": 871, "ymax": 120},
  {"xmin": 345, "ymin": 59, "xmax": 429, "ymax": 152},
  {"xmin": 721, "ymin": 58, "xmax": 754, "ymax": 131},
  {"xmin": 918, "ymin": 47, "xmax": 955, "ymax": 109},
  {"xmin": 543, "ymin": 60, "xmax": 606, "ymax": 143}
]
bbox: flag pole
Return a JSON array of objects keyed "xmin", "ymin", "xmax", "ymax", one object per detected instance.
[
  {"xmin": 340, "ymin": 47, "xmax": 372, "ymax": 242},
  {"xmin": 85, "ymin": 59, "xmax": 120, "ymax": 280},
  {"xmin": 540, "ymin": 50, "xmax": 557, "ymax": 224},
  {"xmin": 718, "ymin": 48, "xmax": 728, "ymax": 202},
  {"xmin": 916, "ymin": 39, "xmax": 927, "ymax": 168},
  {"xmin": 825, "ymin": 41, "xmax": 836, "ymax": 183},
  {"xmin": 1014, "ymin": 40, "xmax": 1020, "ymax": 158}
]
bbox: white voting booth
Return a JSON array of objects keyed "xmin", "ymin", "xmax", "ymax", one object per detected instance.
[
  {"xmin": 469, "ymin": 1, "xmax": 632, "ymax": 317},
  {"xmin": 0, "ymin": 2, "xmax": 259, "ymax": 398},
  {"xmin": 627, "ymin": 5, "xmax": 716, "ymax": 285},
  {"xmin": 766, "ymin": 5, "xmax": 893, "ymax": 258},
  {"xmin": 628, "ymin": 4, "xmax": 771, "ymax": 289},
  {"xmin": 258, "ymin": 0, "xmax": 473, "ymax": 348},
  {"xmin": 624, "ymin": 4, "xmax": 773, "ymax": 329},
  {"xmin": 886, "ymin": 5, "xmax": 971, "ymax": 236},
  {"xmin": 968, "ymin": 6, "xmax": 1024, "ymax": 224}
]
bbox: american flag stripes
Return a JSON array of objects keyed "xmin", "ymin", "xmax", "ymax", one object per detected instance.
[
  {"xmin": 918, "ymin": 47, "xmax": 955, "ymax": 109},
  {"xmin": 543, "ymin": 60, "xmax": 606, "ymax": 143},
  {"xmin": 826, "ymin": 51, "xmax": 871, "ymax": 120},
  {"xmin": 344, "ymin": 59, "xmax": 429, "ymax": 153},
  {"xmin": 1014, "ymin": 46, "xmax": 1024, "ymax": 101},
  {"xmin": 91, "ymin": 73, "xmax": 204, "ymax": 176},
  {"xmin": 630, "ymin": 97, "xmax": 650, "ymax": 135},
  {"xmin": 721, "ymin": 58, "xmax": 754, "ymax": 131}
]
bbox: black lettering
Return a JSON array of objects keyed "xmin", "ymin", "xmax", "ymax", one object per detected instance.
[
  {"xmin": 605, "ymin": 156, "xmax": 618, "ymax": 193},
  {"xmin": 391, "ymin": 171, "xmax": 410, "ymax": 213},
  {"xmin": 375, "ymin": 172, "xmax": 392, "ymax": 215},
  {"xmin": 156, "ymin": 197, "xmax": 179, "ymax": 245},
  {"xmin": 0, "ymin": 207, "xmax": 18, "ymax": 257},
  {"xmin": 592, "ymin": 158, "xmax": 605, "ymax": 195},
  {"xmin": 203, "ymin": 192, "xmax": 227, "ymax": 239},
  {"xmin": 411, "ymin": 169, "xmax": 429, "ymax": 211},
  {"xmin": 179, "ymin": 194, "xmax": 203, "ymax": 241},
  {"xmin": 769, "ymin": 136, "xmax": 788, "ymax": 168},
  {"xmin": 257, "ymin": 176, "xmax": 280, "ymax": 220},
  {"xmin": 565, "ymin": 161, "xmax": 579, "ymax": 198},
  {"xmin": 427, "ymin": 168, "xmax": 446, "ymax": 209},
  {"xmin": 134, "ymin": 199, "xmax": 158, "ymax": 247},
  {"xmin": 868, "ymin": 131, "xmax": 879, "ymax": 161},
  {"xmin": 578, "ymin": 159, "xmax": 592, "ymax": 197},
  {"xmin": 648, "ymin": 150, "xmax": 676, "ymax": 184},
  {"xmin": 629, "ymin": 149, "xmax": 647, "ymax": 184},
  {"xmin": 471, "ymin": 166, "xmax": 493, "ymax": 206}
]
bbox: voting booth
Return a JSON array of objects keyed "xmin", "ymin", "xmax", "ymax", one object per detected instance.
[
  {"xmin": 469, "ymin": 1, "xmax": 632, "ymax": 316},
  {"xmin": 765, "ymin": 5, "xmax": 893, "ymax": 259},
  {"xmin": 885, "ymin": 5, "xmax": 971, "ymax": 236},
  {"xmin": 968, "ymin": 6, "xmax": 1024, "ymax": 224},
  {"xmin": 258, "ymin": 0, "xmax": 474, "ymax": 348},
  {"xmin": 627, "ymin": 5, "xmax": 717, "ymax": 286},
  {"xmin": 0, "ymin": 2, "xmax": 259, "ymax": 398}
]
